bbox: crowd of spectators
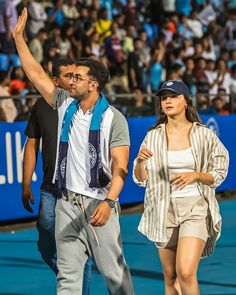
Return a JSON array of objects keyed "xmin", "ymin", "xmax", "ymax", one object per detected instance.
[{"xmin": 1, "ymin": 0, "xmax": 236, "ymax": 121}]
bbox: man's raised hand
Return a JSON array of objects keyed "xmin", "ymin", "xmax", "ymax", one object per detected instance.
[{"xmin": 13, "ymin": 7, "xmax": 28, "ymax": 40}]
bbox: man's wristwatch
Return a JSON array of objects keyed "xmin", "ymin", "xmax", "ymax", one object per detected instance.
[{"xmin": 104, "ymin": 198, "xmax": 116, "ymax": 208}]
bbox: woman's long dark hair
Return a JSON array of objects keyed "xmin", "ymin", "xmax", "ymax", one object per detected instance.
[{"xmin": 149, "ymin": 95, "xmax": 202, "ymax": 131}]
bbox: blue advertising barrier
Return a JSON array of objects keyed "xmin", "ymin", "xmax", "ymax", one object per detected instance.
[{"xmin": 0, "ymin": 115, "xmax": 236, "ymax": 221}]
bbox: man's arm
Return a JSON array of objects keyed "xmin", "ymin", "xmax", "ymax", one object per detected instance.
[
  {"xmin": 13, "ymin": 8, "xmax": 55, "ymax": 106},
  {"xmin": 107, "ymin": 146, "xmax": 129, "ymax": 201},
  {"xmin": 22, "ymin": 138, "xmax": 40, "ymax": 213},
  {"xmin": 90, "ymin": 146, "xmax": 129, "ymax": 226}
]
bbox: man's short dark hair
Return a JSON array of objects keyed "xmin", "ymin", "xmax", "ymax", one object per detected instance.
[
  {"xmin": 52, "ymin": 57, "xmax": 75, "ymax": 78},
  {"xmin": 75, "ymin": 58, "xmax": 110, "ymax": 91}
]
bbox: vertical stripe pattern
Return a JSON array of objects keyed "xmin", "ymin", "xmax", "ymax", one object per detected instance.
[{"xmin": 133, "ymin": 122, "xmax": 229, "ymax": 257}]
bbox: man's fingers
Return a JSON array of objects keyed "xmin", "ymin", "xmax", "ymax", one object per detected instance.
[
  {"xmin": 90, "ymin": 208, "xmax": 101, "ymax": 224},
  {"xmin": 29, "ymin": 193, "xmax": 35, "ymax": 204},
  {"xmin": 92, "ymin": 216, "xmax": 107, "ymax": 227},
  {"xmin": 90, "ymin": 207, "xmax": 99, "ymax": 219},
  {"xmin": 92, "ymin": 216, "xmax": 103, "ymax": 226},
  {"xmin": 90, "ymin": 211, "xmax": 108, "ymax": 226},
  {"xmin": 22, "ymin": 199, "xmax": 33, "ymax": 213},
  {"xmin": 22, "ymin": 7, "xmax": 28, "ymax": 26},
  {"xmin": 90, "ymin": 214, "xmax": 100, "ymax": 225},
  {"xmin": 15, "ymin": 8, "xmax": 27, "ymax": 33}
]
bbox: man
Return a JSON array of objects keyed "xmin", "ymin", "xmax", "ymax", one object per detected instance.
[
  {"xmin": 0, "ymin": 70, "xmax": 17, "ymax": 122},
  {"xmin": 19, "ymin": 40, "xmax": 91, "ymax": 295},
  {"xmin": 0, "ymin": 0, "xmax": 19, "ymax": 71},
  {"xmin": 14, "ymin": 8, "xmax": 134, "ymax": 295}
]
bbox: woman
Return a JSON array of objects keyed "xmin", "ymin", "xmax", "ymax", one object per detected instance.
[{"xmin": 133, "ymin": 80, "xmax": 229, "ymax": 295}]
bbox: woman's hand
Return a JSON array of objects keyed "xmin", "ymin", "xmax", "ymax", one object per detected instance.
[
  {"xmin": 134, "ymin": 147, "xmax": 153, "ymax": 183},
  {"xmin": 170, "ymin": 172, "xmax": 199, "ymax": 190},
  {"xmin": 137, "ymin": 148, "xmax": 153, "ymax": 163}
]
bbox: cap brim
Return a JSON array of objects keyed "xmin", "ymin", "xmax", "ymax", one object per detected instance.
[{"xmin": 155, "ymin": 88, "xmax": 181, "ymax": 97}]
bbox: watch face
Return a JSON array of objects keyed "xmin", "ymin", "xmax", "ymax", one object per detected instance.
[
  {"xmin": 108, "ymin": 200, "xmax": 115, "ymax": 208},
  {"xmin": 105, "ymin": 199, "xmax": 115, "ymax": 208}
]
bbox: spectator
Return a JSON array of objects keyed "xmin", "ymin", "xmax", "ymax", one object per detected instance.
[
  {"xmin": 212, "ymin": 96, "xmax": 230, "ymax": 114},
  {"xmin": 29, "ymin": 28, "xmax": 48, "ymax": 64},
  {"xmin": 113, "ymin": 14, "xmax": 127, "ymax": 40},
  {"xmin": 150, "ymin": 43, "xmax": 165, "ymax": 93},
  {"xmin": 215, "ymin": 58, "xmax": 231, "ymax": 96},
  {"xmin": 0, "ymin": 0, "xmax": 19, "ymax": 71},
  {"xmin": 197, "ymin": 93, "xmax": 218, "ymax": 114},
  {"xmin": 62, "ymin": 0, "xmax": 79, "ymax": 23},
  {"xmin": 27, "ymin": 0, "xmax": 47, "ymax": 40},
  {"xmin": 182, "ymin": 38, "xmax": 194, "ymax": 58},
  {"xmin": 123, "ymin": 0, "xmax": 137, "ymax": 28},
  {"xmin": 0, "ymin": 0, "xmax": 18, "ymax": 52},
  {"xmin": 122, "ymin": 25, "xmax": 136, "ymax": 54},
  {"xmin": 193, "ymin": 57, "xmax": 209, "ymax": 93},
  {"xmin": 139, "ymin": 30, "xmax": 151, "ymax": 67},
  {"xmin": 10, "ymin": 67, "xmax": 26, "ymax": 95},
  {"xmin": 230, "ymin": 63, "xmax": 236, "ymax": 95},
  {"xmin": 47, "ymin": 0, "xmax": 65, "ymax": 27},
  {"xmin": 0, "ymin": 70, "xmax": 17, "ymax": 122},
  {"xmin": 96, "ymin": 8, "xmax": 112, "ymax": 44},
  {"xmin": 75, "ymin": 5, "xmax": 92, "ymax": 39},
  {"xmin": 202, "ymin": 33, "xmax": 216, "ymax": 61},
  {"xmin": 14, "ymin": 97, "xmax": 37, "ymax": 121},
  {"xmin": 230, "ymin": 63, "xmax": 236, "ymax": 110},
  {"xmin": 127, "ymin": 38, "xmax": 145, "ymax": 91},
  {"xmin": 205, "ymin": 58, "xmax": 219, "ymax": 96},
  {"xmin": 193, "ymin": 41, "xmax": 204, "ymax": 59},
  {"xmin": 172, "ymin": 47, "xmax": 185, "ymax": 69},
  {"xmin": 227, "ymin": 49, "xmax": 236, "ymax": 68},
  {"xmin": 168, "ymin": 64, "xmax": 184, "ymax": 80},
  {"xmin": 104, "ymin": 22, "xmax": 125, "ymax": 66},
  {"xmin": 187, "ymin": 11, "xmax": 203, "ymax": 38},
  {"xmin": 59, "ymin": 24, "xmax": 74, "ymax": 59},
  {"xmin": 162, "ymin": 0, "xmax": 175, "ymax": 14},
  {"xmin": 126, "ymin": 88, "xmax": 153, "ymax": 117},
  {"xmin": 178, "ymin": 14, "xmax": 193, "ymax": 40},
  {"xmin": 83, "ymin": 31, "xmax": 102, "ymax": 58},
  {"xmin": 161, "ymin": 18, "xmax": 174, "ymax": 44},
  {"xmin": 183, "ymin": 57, "xmax": 197, "ymax": 95},
  {"xmin": 8, "ymin": 0, "xmax": 236, "ymax": 118},
  {"xmin": 43, "ymin": 24, "xmax": 61, "ymax": 64},
  {"xmin": 224, "ymin": 11, "xmax": 236, "ymax": 50},
  {"xmin": 219, "ymin": 48, "xmax": 230, "ymax": 63}
]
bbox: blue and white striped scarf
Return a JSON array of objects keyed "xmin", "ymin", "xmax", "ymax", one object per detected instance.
[{"xmin": 55, "ymin": 94, "xmax": 110, "ymax": 198}]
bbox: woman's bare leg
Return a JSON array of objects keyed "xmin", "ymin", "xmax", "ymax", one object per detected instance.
[
  {"xmin": 158, "ymin": 247, "xmax": 181, "ymax": 295},
  {"xmin": 176, "ymin": 237, "xmax": 205, "ymax": 295},
  {"xmin": 174, "ymin": 278, "xmax": 182, "ymax": 295}
]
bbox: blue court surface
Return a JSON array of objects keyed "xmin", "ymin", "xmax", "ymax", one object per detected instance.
[{"xmin": 0, "ymin": 200, "xmax": 236, "ymax": 295}]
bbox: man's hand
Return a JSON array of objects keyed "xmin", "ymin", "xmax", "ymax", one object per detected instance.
[
  {"xmin": 22, "ymin": 184, "xmax": 35, "ymax": 213},
  {"xmin": 12, "ymin": 7, "xmax": 28, "ymax": 40},
  {"xmin": 170, "ymin": 172, "xmax": 199, "ymax": 190},
  {"xmin": 90, "ymin": 202, "xmax": 113, "ymax": 226}
]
